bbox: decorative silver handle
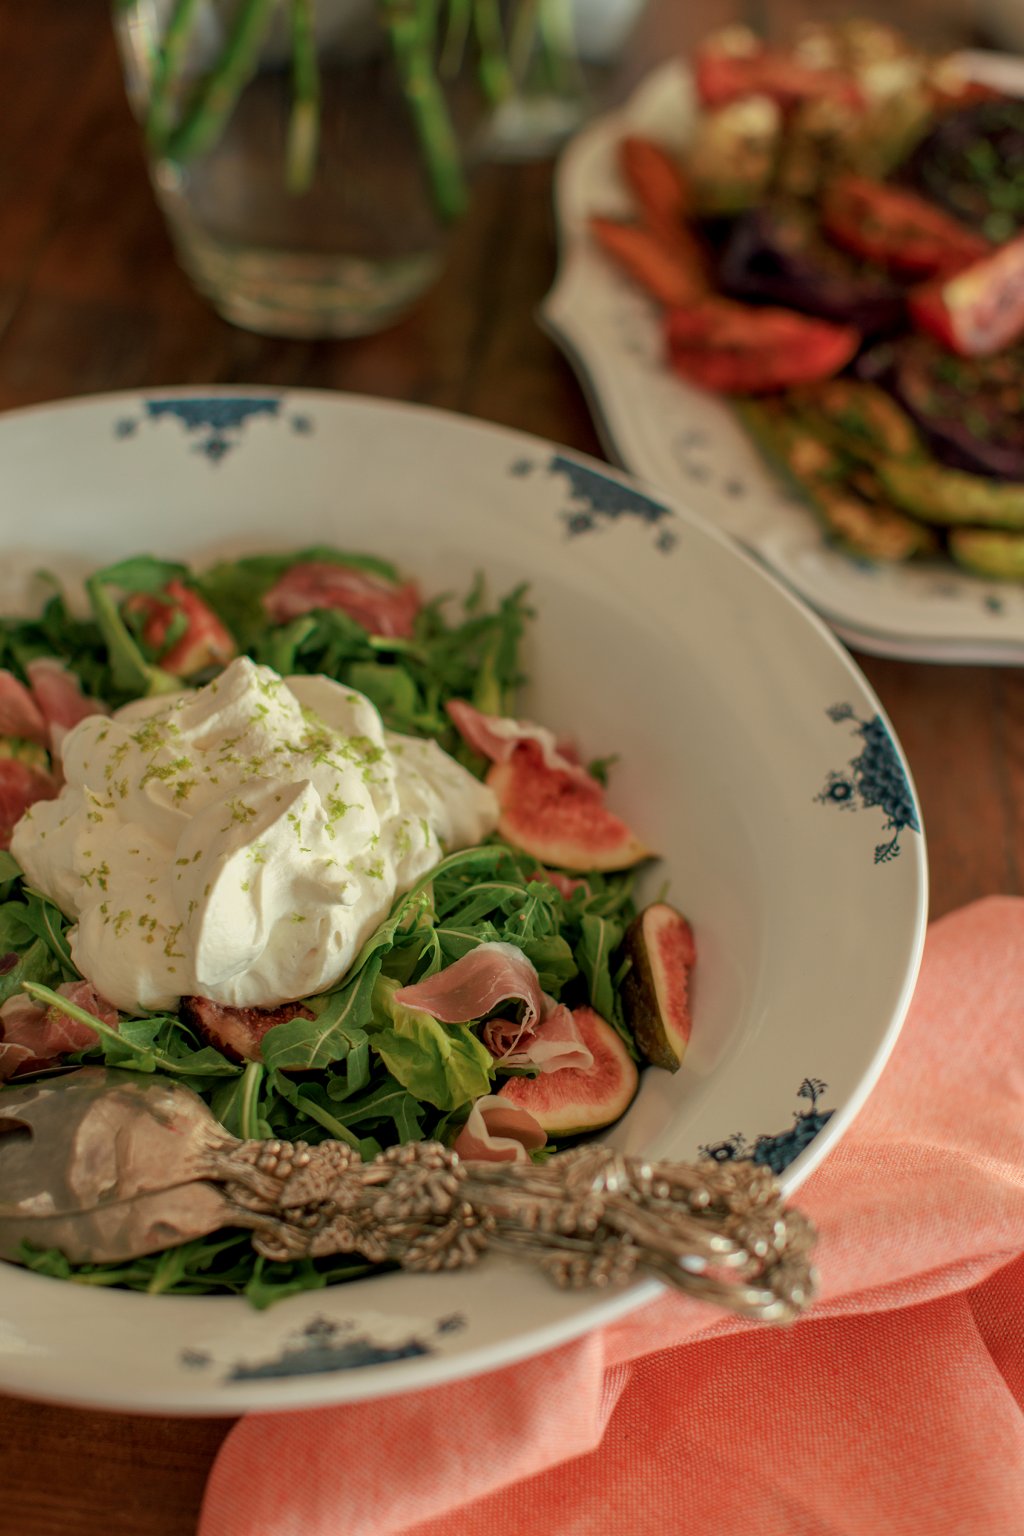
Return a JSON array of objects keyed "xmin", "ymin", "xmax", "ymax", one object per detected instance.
[{"xmin": 0, "ymin": 1068, "xmax": 817, "ymax": 1323}]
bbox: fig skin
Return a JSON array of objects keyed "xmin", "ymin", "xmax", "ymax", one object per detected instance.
[
  {"xmin": 621, "ymin": 903, "xmax": 696, "ymax": 1072},
  {"xmin": 498, "ymin": 1006, "xmax": 639, "ymax": 1136}
]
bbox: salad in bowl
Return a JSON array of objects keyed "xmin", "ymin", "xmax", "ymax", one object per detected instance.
[{"xmin": 0, "ymin": 546, "xmax": 692, "ymax": 1303}]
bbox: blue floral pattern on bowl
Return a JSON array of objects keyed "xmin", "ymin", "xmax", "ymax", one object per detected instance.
[
  {"xmin": 819, "ymin": 705, "xmax": 921, "ymax": 863},
  {"xmin": 700, "ymin": 1078, "xmax": 834, "ymax": 1175}
]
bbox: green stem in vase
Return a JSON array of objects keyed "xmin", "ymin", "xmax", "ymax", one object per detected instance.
[
  {"xmin": 164, "ymin": 0, "xmax": 279, "ymax": 165},
  {"xmin": 534, "ymin": 0, "xmax": 583, "ymax": 95},
  {"xmin": 381, "ymin": 0, "xmax": 468, "ymax": 223},
  {"xmin": 286, "ymin": 0, "xmax": 321, "ymax": 194},
  {"xmin": 471, "ymin": 0, "xmax": 513, "ymax": 103},
  {"xmin": 144, "ymin": 0, "xmax": 203, "ymax": 155},
  {"xmin": 508, "ymin": 0, "xmax": 540, "ymax": 86},
  {"xmin": 440, "ymin": 0, "xmax": 473, "ymax": 77}
]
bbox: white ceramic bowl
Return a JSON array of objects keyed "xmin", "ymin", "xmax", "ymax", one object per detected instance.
[{"xmin": 0, "ymin": 389, "xmax": 927, "ymax": 1412}]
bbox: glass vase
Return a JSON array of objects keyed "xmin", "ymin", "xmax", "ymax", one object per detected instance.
[{"xmin": 115, "ymin": 0, "xmax": 482, "ymax": 338}]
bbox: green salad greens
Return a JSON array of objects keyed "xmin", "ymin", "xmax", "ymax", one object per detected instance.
[{"xmin": 0, "ymin": 549, "xmax": 647, "ymax": 1304}]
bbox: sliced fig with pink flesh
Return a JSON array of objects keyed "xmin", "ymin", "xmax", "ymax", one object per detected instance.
[
  {"xmin": 620, "ymin": 902, "xmax": 695, "ymax": 1072},
  {"xmin": 486, "ymin": 742, "xmax": 650, "ymax": 873},
  {"xmin": 497, "ymin": 1006, "xmax": 639, "ymax": 1137}
]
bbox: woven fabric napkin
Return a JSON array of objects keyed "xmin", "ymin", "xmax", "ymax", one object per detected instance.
[{"xmin": 200, "ymin": 897, "xmax": 1024, "ymax": 1536}]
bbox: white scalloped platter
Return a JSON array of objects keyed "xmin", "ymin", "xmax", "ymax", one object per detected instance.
[
  {"xmin": 541, "ymin": 51, "xmax": 1024, "ymax": 665},
  {"xmin": 0, "ymin": 389, "xmax": 926, "ymax": 1412}
]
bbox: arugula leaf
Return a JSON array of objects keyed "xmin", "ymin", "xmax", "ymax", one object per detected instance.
[
  {"xmin": 269, "ymin": 1071, "xmax": 362, "ymax": 1149},
  {"xmin": 16, "ymin": 888, "xmax": 78, "ymax": 975},
  {"xmin": 210, "ymin": 1062, "xmax": 265, "ymax": 1140},
  {"xmin": 0, "ymin": 851, "xmax": 22, "ymax": 900},
  {"xmin": 575, "ymin": 913, "xmax": 624, "ymax": 1026},
  {"xmin": 0, "ymin": 898, "xmax": 37, "ymax": 953},
  {"xmin": 0, "ymin": 936, "xmax": 59, "ymax": 1007},
  {"xmin": 85, "ymin": 574, "xmax": 179, "ymax": 700},
  {"xmin": 89, "ymin": 556, "xmax": 191, "ymax": 594},
  {"xmin": 23, "ymin": 984, "xmax": 240, "ymax": 1078},
  {"xmin": 517, "ymin": 935, "xmax": 577, "ymax": 994},
  {"xmin": 368, "ymin": 976, "xmax": 494, "ymax": 1111},
  {"xmin": 260, "ymin": 957, "xmax": 379, "ymax": 1071},
  {"xmin": 345, "ymin": 662, "xmax": 418, "ymax": 722},
  {"xmin": 0, "ymin": 590, "xmax": 112, "ymax": 701},
  {"xmin": 338, "ymin": 1077, "xmax": 426, "ymax": 1143}
]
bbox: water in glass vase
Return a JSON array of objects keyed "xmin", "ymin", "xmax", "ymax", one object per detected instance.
[{"xmin": 117, "ymin": 1, "xmax": 473, "ymax": 338}]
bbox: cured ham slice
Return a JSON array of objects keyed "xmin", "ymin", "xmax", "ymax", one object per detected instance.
[
  {"xmin": 445, "ymin": 699, "xmax": 592, "ymax": 788},
  {"xmin": 0, "ymin": 759, "xmax": 57, "ymax": 849},
  {"xmin": 263, "ymin": 562, "xmax": 420, "ymax": 639},
  {"xmin": 181, "ymin": 995, "xmax": 315, "ymax": 1062},
  {"xmin": 452, "ymin": 1094, "xmax": 547, "ymax": 1164},
  {"xmin": 394, "ymin": 940, "xmax": 545, "ymax": 1034},
  {"xmin": 0, "ymin": 980, "xmax": 118, "ymax": 1081},
  {"xmin": 25, "ymin": 658, "xmax": 109, "ymax": 754},
  {"xmin": 395, "ymin": 940, "xmax": 593, "ymax": 1072},
  {"xmin": 0, "ymin": 671, "xmax": 48, "ymax": 745},
  {"xmin": 483, "ymin": 1000, "xmax": 594, "ymax": 1074}
]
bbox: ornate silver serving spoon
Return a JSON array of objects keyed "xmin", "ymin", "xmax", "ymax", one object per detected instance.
[{"xmin": 0, "ymin": 1067, "xmax": 817, "ymax": 1323}]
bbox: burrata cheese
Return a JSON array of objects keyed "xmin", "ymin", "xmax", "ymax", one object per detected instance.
[{"xmin": 11, "ymin": 657, "xmax": 498, "ymax": 1012}]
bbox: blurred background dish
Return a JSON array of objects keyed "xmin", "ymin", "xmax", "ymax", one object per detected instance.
[{"xmin": 541, "ymin": 46, "xmax": 1024, "ymax": 663}]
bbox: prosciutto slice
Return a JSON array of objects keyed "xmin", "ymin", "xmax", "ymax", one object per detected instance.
[
  {"xmin": 445, "ymin": 699, "xmax": 593, "ymax": 788},
  {"xmin": 483, "ymin": 1000, "xmax": 594, "ymax": 1073},
  {"xmin": 395, "ymin": 940, "xmax": 592, "ymax": 1073},
  {"xmin": 25, "ymin": 658, "xmax": 109, "ymax": 755},
  {"xmin": 181, "ymin": 995, "xmax": 316, "ymax": 1063},
  {"xmin": 0, "ymin": 980, "xmax": 118, "ymax": 1081},
  {"xmin": 394, "ymin": 941, "xmax": 545, "ymax": 1033},
  {"xmin": 263, "ymin": 561, "xmax": 421, "ymax": 639},
  {"xmin": 452, "ymin": 1095, "xmax": 547, "ymax": 1164},
  {"xmin": 0, "ymin": 758, "xmax": 57, "ymax": 849}
]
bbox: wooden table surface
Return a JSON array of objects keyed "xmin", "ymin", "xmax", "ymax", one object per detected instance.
[{"xmin": 1, "ymin": 2, "xmax": 1021, "ymax": 1532}]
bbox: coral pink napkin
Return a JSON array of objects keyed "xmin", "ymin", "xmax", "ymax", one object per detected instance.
[{"xmin": 200, "ymin": 897, "xmax": 1024, "ymax": 1536}]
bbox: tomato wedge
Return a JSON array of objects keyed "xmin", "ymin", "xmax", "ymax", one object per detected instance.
[
  {"xmin": 695, "ymin": 42, "xmax": 861, "ymax": 111},
  {"xmin": 822, "ymin": 176, "xmax": 989, "ymax": 279},
  {"xmin": 590, "ymin": 216, "xmax": 707, "ymax": 308},
  {"xmin": 909, "ymin": 233, "xmax": 1024, "ymax": 357},
  {"xmin": 666, "ymin": 301, "xmax": 859, "ymax": 395},
  {"xmin": 618, "ymin": 135, "xmax": 693, "ymax": 246}
]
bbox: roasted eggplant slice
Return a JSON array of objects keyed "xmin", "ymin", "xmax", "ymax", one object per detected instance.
[
  {"xmin": 717, "ymin": 204, "xmax": 905, "ymax": 332},
  {"xmin": 860, "ymin": 335, "xmax": 1024, "ymax": 480},
  {"xmin": 900, "ymin": 97, "xmax": 1024, "ymax": 245}
]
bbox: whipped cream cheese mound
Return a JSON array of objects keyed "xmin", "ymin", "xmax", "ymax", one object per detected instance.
[{"xmin": 11, "ymin": 657, "xmax": 498, "ymax": 1013}]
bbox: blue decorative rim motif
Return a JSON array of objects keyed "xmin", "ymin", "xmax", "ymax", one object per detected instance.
[
  {"xmin": 181, "ymin": 1311, "xmax": 467, "ymax": 1382},
  {"xmin": 509, "ymin": 453, "xmax": 678, "ymax": 552},
  {"xmin": 700, "ymin": 1079, "xmax": 834, "ymax": 1175},
  {"xmin": 819, "ymin": 705, "xmax": 921, "ymax": 864},
  {"xmin": 114, "ymin": 395, "xmax": 313, "ymax": 463}
]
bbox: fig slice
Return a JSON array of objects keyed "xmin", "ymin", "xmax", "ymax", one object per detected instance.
[
  {"xmin": 620, "ymin": 903, "xmax": 696, "ymax": 1072},
  {"xmin": 486, "ymin": 742, "xmax": 650, "ymax": 873},
  {"xmin": 497, "ymin": 1006, "xmax": 638, "ymax": 1137}
]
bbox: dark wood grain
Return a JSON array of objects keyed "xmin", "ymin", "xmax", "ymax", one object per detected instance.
[{"xmin": 0, "ymin": 2, "xmax": 1018, "ymax": 1533}]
